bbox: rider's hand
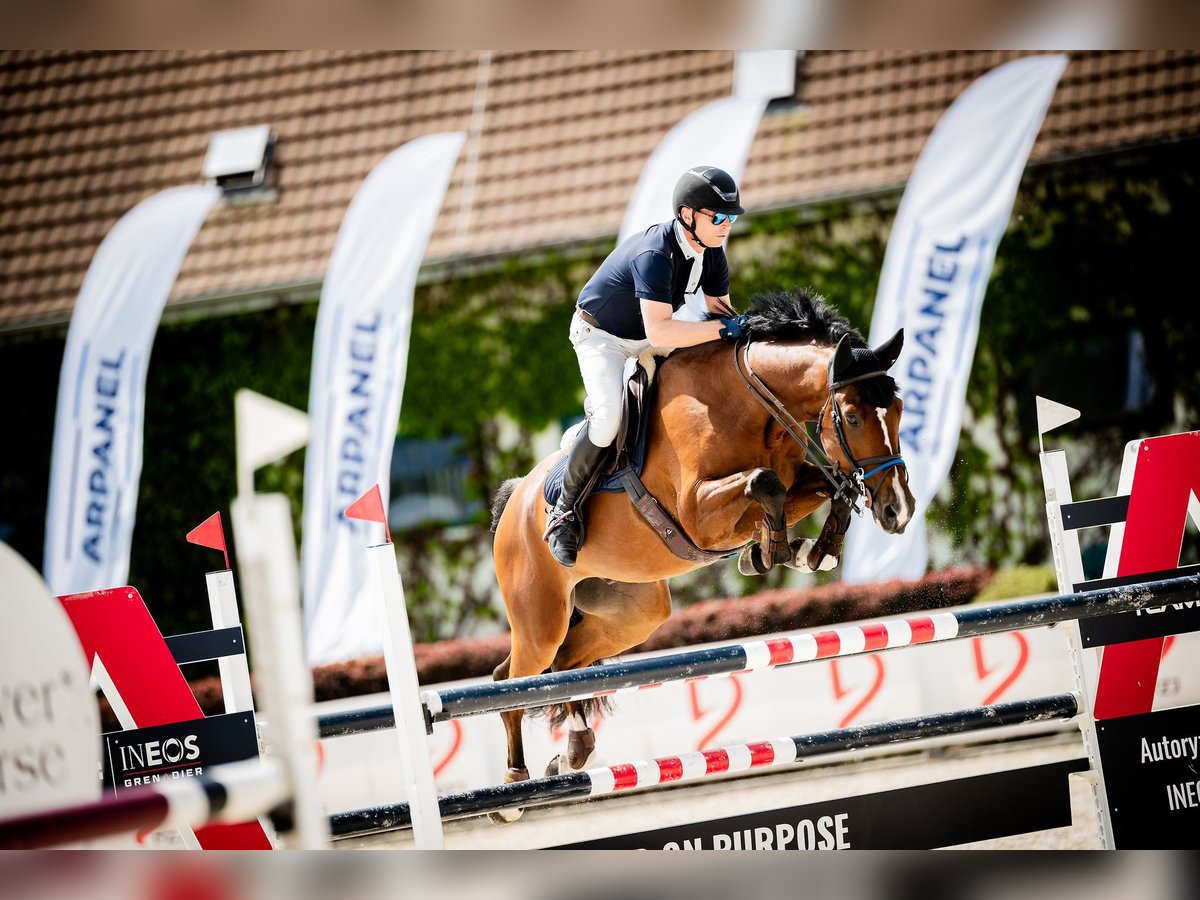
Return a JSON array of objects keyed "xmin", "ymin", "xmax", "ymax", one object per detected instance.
[{"xmin": 719, "ymin": 313, "xmax": 749, "ymax": 342}]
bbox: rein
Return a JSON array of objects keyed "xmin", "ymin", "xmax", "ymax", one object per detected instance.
[{"xmin": 733, "ymin": 339, "xmax": 905, "ymax": 512}]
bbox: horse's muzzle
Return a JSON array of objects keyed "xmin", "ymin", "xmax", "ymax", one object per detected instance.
[{"xmin": 872, "ymin": 478, "xmax": 914, "ymax": 534}]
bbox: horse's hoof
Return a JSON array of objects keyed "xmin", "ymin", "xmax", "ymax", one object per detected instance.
[
  {"xmin": 544, "ymin": 754, "xmax": 564, "ymax": 777},
  {"xmin": 737, "ymin": 543, "xmax": 771, "ymax": 576},
  {"xmin": 489, "ymin": 807, "xmax": 524, "ymax": 825},
  {"xmin": 782, "ymin": 538, "xmax": 838, "ymax": 573},
  {"xmin": 489, "ymin": 766, "xmax": 529, "ymax": 824},
  {"xmin": 786, "ymin": 539, "xmax": 817, "ymax": 572},
  {"xmin": 567, "ymin": 728, "xmax": 596, "ymax": 771}
]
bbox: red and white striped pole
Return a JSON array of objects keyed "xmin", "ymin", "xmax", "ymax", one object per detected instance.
[
  {"xmin": 329, "ymin": 693, "xmax": 1079, "ymax": 837},
  {"xmin": 0, "ymin": 758, "xmax": 288, "ymax": 850},
  {"xmin": 417, "ymin": 574, "xmax": 1197, "ymax": 724}
]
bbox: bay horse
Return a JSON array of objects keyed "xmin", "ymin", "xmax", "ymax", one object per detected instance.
[{"xmin": 488, "ymin": 288, "xmax": 914, "ymax": 821}]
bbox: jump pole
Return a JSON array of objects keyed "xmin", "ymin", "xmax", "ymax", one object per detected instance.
[
  {"xmin": 328, "ymin": 692, "xmax": 1080, "ymax": 837},
  {"xmin": 204, "ymin": 567, "xmax": 254, "ymax": 714},
  {"xmin": 0, "ymin": 758, "xmax": 289, "ymax": 850},
  {"xmin": 314, "ymin": 574, "xmax": 1199, "ymax": 738}
]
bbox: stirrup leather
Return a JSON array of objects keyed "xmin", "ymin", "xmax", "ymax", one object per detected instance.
[{"xmin": 542, "ymin": 506, "xmax": 576, "ymax": 543}]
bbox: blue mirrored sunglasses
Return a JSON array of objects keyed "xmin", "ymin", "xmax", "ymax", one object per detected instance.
[{"xmin": 702, "ymin": 211, "xmax": 738, "ymax": 226}]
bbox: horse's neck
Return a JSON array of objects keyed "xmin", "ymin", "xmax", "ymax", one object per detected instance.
[{"xmin": 743, "ymin": 341, "xmax": 833, "ymax": 420}]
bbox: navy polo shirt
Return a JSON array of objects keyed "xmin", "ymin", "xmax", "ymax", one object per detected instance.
[{"xmin": 577, "ymin": 221, "xmax": 730, "ymax": 340}]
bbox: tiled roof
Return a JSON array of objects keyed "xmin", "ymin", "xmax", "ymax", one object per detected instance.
[{"xmin": 2, "ymin": 50, "xmax": 1198, "ymax": 333}]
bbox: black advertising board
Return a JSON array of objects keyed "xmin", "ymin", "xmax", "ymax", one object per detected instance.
[
  {"xmin": 1094, "ymin": 703, "xmax": 1200, "ymax": 848},
  {"xmin": 102, "ymin": 711, "xmax": 259, "ymax": 791},
  {"xmin": 553, "ymin": 759, "xmax": 1088, "ymax": 850}
]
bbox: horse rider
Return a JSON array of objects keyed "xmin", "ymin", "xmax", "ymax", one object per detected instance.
[{"xmin": 544, "ymin": 165, "xmax": 751, "ymax": 567}]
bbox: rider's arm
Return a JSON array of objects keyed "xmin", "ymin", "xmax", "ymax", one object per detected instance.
[
  {"xmin": 704, "ymin": 293, "xmax": 733, "ymax": 315},
  {"xmin": 700, "ymin": 249, "xmax": 731, "ymax": 316},
  {"xmin": 640, "ymin": 298, "xmax": 724, "ymax": 348}
]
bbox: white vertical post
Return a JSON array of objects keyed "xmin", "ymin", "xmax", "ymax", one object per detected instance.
[
  {"xmin": 1039, "ymin": 444, "xmax": 1116, "ymax": 849},
  {"xmin": 368, "ymin": 541, "xmax": 445, "ymax": 849},
  {"xmin": 205, "ymin": 569, "xmax": 254, "ymax": 714},
  {"xmin": 1101, "ymin": 438, "xmax": 1143, "ymax": 578},
  {"xmin": 1040, "ymin": 449, "xmax": 1085, "ymax": 592},
  {"xmin": 231, "ymin": 494, "xmax": 330, "ymax": 849}
]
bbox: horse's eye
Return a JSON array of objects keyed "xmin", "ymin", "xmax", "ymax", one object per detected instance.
[{"xmin": 846, "ymin": 413, "xmax": 860, "ymax": 427}]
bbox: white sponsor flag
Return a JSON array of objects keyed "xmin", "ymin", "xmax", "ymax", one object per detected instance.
[
  {"xmin": 44, "ymin": 186, "xmax": 219, "ymax": 595},
  {"xmin": 620, "ymin": 96, "xmax": 766, "ymax": 319},
  {"xmin": 302, "ymin": 132, "xmax": 465, "ymax": 665},
  {"xmin": 841, "ymin": 55, "xmax": 1067, "ymax": 584}
]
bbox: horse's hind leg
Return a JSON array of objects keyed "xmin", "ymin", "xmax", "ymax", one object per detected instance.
[
  {"xmin": 489, "ymin": 628, "xmax": 567, "ymax": 823},
  {"xmin": 492, "ymin": 655, "xmax": 529, "ymax": 778},
  {"xmin": 543, "ymin": 700, "xmax": 598, "ymax": 776},
  {"xmin": 487, "ymin": 655, "xmax": 529, "ymax": 824},
  {"xmin": 490, "ymin": 541, "xmax": 572, "ymax": 822},
  {"xmin": 544, "ymin": 579, "xmax": 673, "ymax": 775}
]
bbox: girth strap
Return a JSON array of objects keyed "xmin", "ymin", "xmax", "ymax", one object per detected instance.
[{"xmin": 618, "ymin": 471, "xmax": 740, "ymax": 565}]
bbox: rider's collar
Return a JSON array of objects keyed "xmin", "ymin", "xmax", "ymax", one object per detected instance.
[{"xmin": 673, "ymin": 219, "xmax": 705, "ymax": 262}]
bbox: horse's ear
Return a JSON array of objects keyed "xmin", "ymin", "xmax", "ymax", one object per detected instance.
[
  {"xmin": 831, "ymin": 334, "xmax": 854, "ymax": 381},
  {"xmin": 873, "ymin": 328, "xmax": 904, "ymax": 369}
]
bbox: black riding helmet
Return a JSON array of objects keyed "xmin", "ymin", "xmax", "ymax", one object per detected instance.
[{"xmin": 672, "ymin": 166, "xmax": 743, "ymax": 248}]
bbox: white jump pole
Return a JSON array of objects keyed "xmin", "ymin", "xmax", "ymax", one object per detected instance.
[{"xmin": 231, "ymin": 493, "xmax": 329, "ymax": 849}]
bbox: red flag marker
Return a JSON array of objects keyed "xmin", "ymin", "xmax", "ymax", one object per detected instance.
[
  {"xmin": 186, "ymin": 511, "xmax": 230, "ymax": 570},
  {"xmin": 345, "ymin": 483, "xmax": 392, "ymax": 544}
]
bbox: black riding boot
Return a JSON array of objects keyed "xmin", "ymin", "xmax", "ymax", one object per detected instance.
[{"xmin": 545, "ymin": 426, "xmax": 609, "ymax": 567}]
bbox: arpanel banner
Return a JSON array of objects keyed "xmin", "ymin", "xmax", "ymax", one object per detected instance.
[
  {"xmin": 841, "ymin": 56, "xmax": 1066, "ymax": 584},
  {"xmin": 301, "ymin": 132, "xmax": 465, "ymax": 665},
  {"xmin": 44, "ymin": 186, "xmax": 219, "ymax": 595}
]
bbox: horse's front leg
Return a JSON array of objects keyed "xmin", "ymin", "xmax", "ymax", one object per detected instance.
[
  {"xmin": 779, "ymin": 466, "xmax": 851, "ymax": 574},
  {"xmin": 698, "ymin": 467, "xmax": 791, "ymax": 576},
  {"xmin": 681, "ymin": 468, "xmax": 787, "ymax": 570},
  {"xmin": 787, "ymin": 496, "xmax": 853, "ymax": 573}
]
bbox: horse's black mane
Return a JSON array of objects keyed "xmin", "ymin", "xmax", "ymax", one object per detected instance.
[
  {"xmin": 740, "ymin": 287, "xmax": 864, "ymax": 346},
  {"xmin": 736, "ymin": 288, "xmax": 896, "ymax": 408}
]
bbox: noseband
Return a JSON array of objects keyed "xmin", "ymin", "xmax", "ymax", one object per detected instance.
[{"xmin": 733, "ymin": 339, "xmax": 905, "ymax": 512}]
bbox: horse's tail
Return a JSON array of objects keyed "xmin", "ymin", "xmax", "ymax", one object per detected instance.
[
  {"xmin": 490, "ymin": 477, "xmax": 522, "ymax": 533},
  {"xmin": 531, "ymin": 693, "xmax": 616, "ymax": 730},
  {"xmin": 527, "ymin": 653, "xmax": 618, "ymax": 729}
]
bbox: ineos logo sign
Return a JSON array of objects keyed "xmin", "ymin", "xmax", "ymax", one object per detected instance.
[{"xmin": 116, "ymin": 734, "xmax": 201, "ymax": 774}]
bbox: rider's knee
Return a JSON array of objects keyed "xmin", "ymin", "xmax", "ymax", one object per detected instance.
[{"xmin": 587, "ymin": 406, "xmax": 620, "ymax": 447}]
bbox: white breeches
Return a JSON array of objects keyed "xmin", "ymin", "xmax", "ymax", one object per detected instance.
[{"xmin": 568, "ymin": 309, "xmax": 651, "ymax": 448}]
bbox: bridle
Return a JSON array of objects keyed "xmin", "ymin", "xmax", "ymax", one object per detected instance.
[{"xmin": 733, "ymin": 338, "xmax": 906, "ymax": 513}]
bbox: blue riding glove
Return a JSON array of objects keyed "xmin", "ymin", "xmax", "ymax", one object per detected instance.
[{"xmin": 719, "ymin": 313, "xmax": 749, "ymax": 342}]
